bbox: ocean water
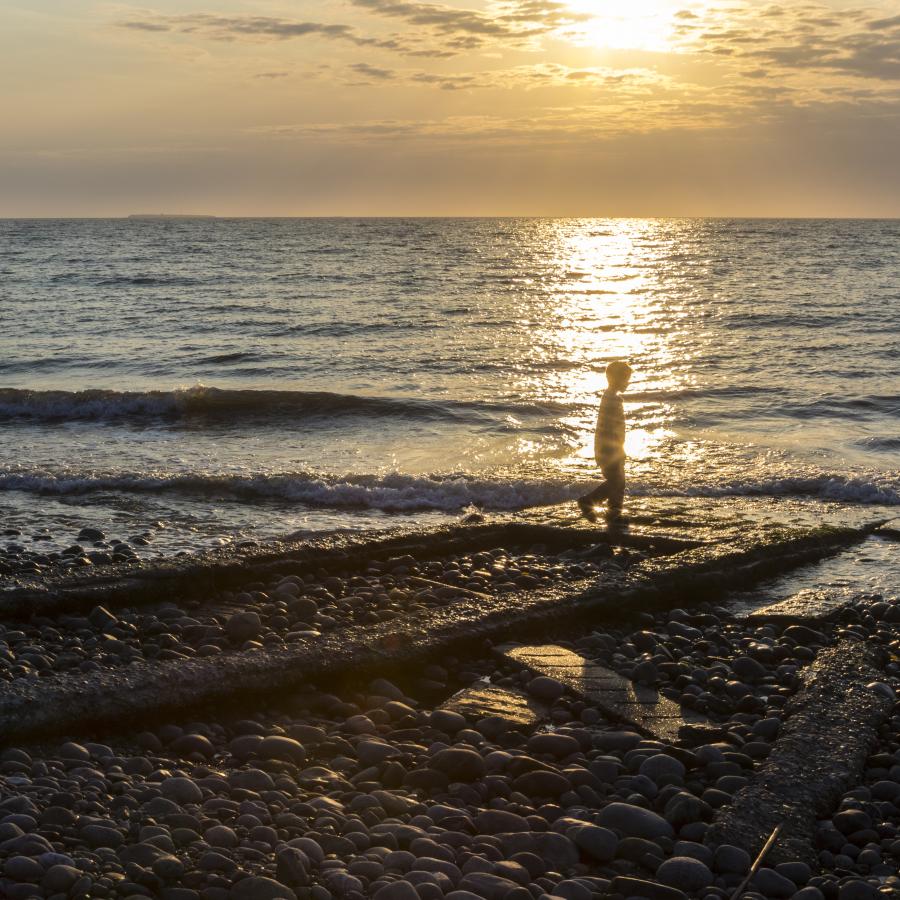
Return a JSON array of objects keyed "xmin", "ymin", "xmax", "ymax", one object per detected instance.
[{"xmin": 1, "ymin": 217, "xmax": 898, "ymax": 554}]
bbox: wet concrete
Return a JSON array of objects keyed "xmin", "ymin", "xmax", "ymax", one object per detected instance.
[
  {"xmin": 0, "ymin": 520, "xmax": 695, "ymax": 620},
  {"xmin": 705, "ymin": 640, "xmax": 893, "ymax": 867},
  {"xmin": 440, "ymin": 684, "xmax": 548, "ymax": 730},
  {"xmin": 746, "ymin": 588, "xmax": 859, "ymax": 624},
  {"xmin": 497, "ymin": 643, "xmax": 707, "ymax": 743},
  {"xmin": 0, "ymin": 522, "xmax": 871, "ymax": 745}
]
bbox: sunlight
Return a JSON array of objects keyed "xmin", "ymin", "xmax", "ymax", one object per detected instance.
[
  {"xmin": 524, "ymin": 220, "xmax": 697, "ymax": 473},
  {"xmin": 564, "ymin": 0, "xmax": 685, "ymax": 52}
]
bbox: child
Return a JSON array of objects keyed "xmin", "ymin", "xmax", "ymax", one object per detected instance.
[{"xmin": 578, "ymin": 360, "xmax": 632, "ymax": 522}]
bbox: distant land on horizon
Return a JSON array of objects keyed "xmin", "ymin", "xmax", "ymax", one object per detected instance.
[{"xmin": 127, "ymin": 214, "xmax": 219, "ymax": 220}]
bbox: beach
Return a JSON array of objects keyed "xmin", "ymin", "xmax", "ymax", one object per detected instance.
[{"xmin": 0, "ymin": 497, "xmax": 897, "ymax": 899}]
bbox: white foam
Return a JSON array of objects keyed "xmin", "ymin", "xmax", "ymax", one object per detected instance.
[
  {"xmin": 0, "ymin": 468, "xmax": 587, "ymax": 512},
  {"xmin": 0, "ymin": 466, "xmax": 896, "ymax": 512}
]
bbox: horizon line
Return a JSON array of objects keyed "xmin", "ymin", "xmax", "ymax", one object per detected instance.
[{"xmin": 3, "ymin": 214, "xmax": 900, "ymax": 222}]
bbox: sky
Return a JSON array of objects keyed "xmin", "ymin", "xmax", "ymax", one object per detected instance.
[{"xmin": 2, "ymin": 0, "xmax": 900, "ymax": 216}]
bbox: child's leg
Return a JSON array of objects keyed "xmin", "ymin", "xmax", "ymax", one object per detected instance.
[
  {"xmin": 603, "ymin": 462, "xmax": 626, "ymax": 514},
  {"xmin": 581, "ymin": 481, "xmax": 611, "ymax": 505},
  {"xmin": 578, "ymin": 478, "xmax": 611, "ymax": 522}
]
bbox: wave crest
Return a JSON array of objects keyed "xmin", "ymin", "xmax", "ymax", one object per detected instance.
[
  {"xmin": 0, "ymin": 386, "xmax": 574, "ymax": 426},
  {"xmin": 0, "ymin": 468, "xmax": 584, "ymax": 512},
  {"xmin": 0, "ymin": 466, "xmax": 896, "ymax": 511}
]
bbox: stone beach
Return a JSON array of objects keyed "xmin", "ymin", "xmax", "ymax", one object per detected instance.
[{"xmin": 0, "ymin": 508, "xmax": 898, "ymax": 899}]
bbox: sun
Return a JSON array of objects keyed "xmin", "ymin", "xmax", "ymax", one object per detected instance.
[{"xmin": 563, "ymin": 0, "xmax": 685, "ymax": 52}]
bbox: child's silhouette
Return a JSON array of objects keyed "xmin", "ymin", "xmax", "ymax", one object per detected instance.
[{"xmin": 578, "ymin": 361, "xmax": 632, "ymax": 523}]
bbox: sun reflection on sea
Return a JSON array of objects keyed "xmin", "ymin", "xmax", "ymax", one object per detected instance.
[{"xmin": 511, "ymin": 219, "xmax": 698, "ymax": 478}]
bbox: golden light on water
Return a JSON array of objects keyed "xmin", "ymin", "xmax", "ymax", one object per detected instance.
[
  {"xmin": 563, "ymin": 0, "xmax": 684, "ymax": 52},
  {"xmin": 521, "ymin": 220, "xmax": 695, "ymax": 473}
]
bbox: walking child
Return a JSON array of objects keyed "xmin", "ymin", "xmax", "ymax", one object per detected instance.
[{"xmin": 578, "ymin": 360, "xmax": 632, "ymax": 522}]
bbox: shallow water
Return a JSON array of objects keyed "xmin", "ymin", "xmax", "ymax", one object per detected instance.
[{"xmin": 2, "ymin": 218, "xmax": 898, "ymax": 552}]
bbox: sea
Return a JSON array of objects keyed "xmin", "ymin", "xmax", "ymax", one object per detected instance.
[{"xmin": 1, "ymin": 218, "xmax": 898, "ymax": 561}]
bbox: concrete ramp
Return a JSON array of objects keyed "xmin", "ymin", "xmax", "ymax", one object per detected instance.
[
  {"xmin": 746, "ymin": 588, "xmax": 856, "ymax": 624},
  {"xmin": 496, "ymin": 643, "xmax": 707, "ymax": 744},
  {"xmin": 440, "ymin": 684, "xmax": 547, "ymax": 730}
]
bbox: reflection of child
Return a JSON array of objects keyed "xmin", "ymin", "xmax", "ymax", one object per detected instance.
[{"xmin": 578, "ymin": 361, "xmax": 632, "ymax": 522}]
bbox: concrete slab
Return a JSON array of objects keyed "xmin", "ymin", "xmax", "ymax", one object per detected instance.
[
  {"xmin": 441, "ymin": 684, "xmax": 547, "ymax": 730},
  {"xmin": 497, "ymin": 643, "xmax": 707, "ymax": 743},
  {"xmin": 874, "ymin": 525, "xmax": 900, "ymax": 542},
  {"xmin": 706, "ymin": 640, "xmax": 893, "ymax": 867},
  {"xmin": 0, "ymin": 523, "xmax": 872, "ymax": 745},
  {"xmin": 746, "ymin": 588, "xmax": 855, "ymax": 624}
]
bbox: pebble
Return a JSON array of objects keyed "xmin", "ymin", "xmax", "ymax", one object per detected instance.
[
  {"xmin": 374, "ymin": 882, "xmax": 420, "ymax": 900},
  {"xmin": 0, "ymin": 531, "xmax": 898, "ymax": 900},
  {"xmin": 656, "ymin": 856, "xmax": 714, "ymax": 892},
  {"xmin": 752, "ymin": 866, "xmax": 799, "ymax": 897},
  {"xmin": 713, "ymin": 843, "xmax": 751, "ymax": 874},
  {"xmin": 598, "ymin": 802, "xmax": 675, "ymax": 839},
  {"xmin": 229, "ymin": 875, "xmax": 297, "ymax": 899},
  {"xmin": 161, "ymin": 776, "xmax": 203, "ymax": 805},
  {"xmin": 4, "ymin": 855, "xmax": 43, "ymax": 881},
  {"xmin": 429, "ymin": 747, "xmax": 486, "ymax": 781},
  {"xmin": 571, "ymin": 824, "xmax": 618, "ymax": 861}
]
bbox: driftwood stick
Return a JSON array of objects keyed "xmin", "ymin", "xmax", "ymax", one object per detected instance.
[
  {"xmin": 408, "ymin": 575, "xmax": 493, "ymax": 601},
  {"xmin": 729, "ymin": 824, "xmax": 784, "ymax": 900}
]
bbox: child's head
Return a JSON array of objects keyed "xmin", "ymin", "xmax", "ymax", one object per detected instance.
[{"xmin": 605, "ymin": 360, "xmax": 632, "ymax": 391}]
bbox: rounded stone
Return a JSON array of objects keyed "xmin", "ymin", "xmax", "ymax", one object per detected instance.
[
  {"xmin": 597, "ymin": 802, "xmax": 675, "ymax": 840},
  {"xmin": 258, "ymin": 736, "xmax": 306, "ymax": 764},
  {"xmin": 732, "ymin": 656, "xmax": 767, "ymax": 682},
  {"xmin": 656, "ymin": 856, "xmax": 714, "ymax": 893},
  {"xmin": 41, "ymin": 864, "xmax": 81, "ymax": 893},
  {"xmin": 475, "ymin": 810, "xmax": 531, "ymax": 834},
  {"xmin": 430, "ymin": 710, "xmax": 466, "ymax": 733},
  {"xmin": 373, "ymin": 881, "xmax": 420, "ymax": 900},
  {"xmin": 833, "ymin": 809, "xmax": 871, "ymax": 835},
  {"xmin": 639, "ymin": 754, "xmax": 686, "ymax": 783},
  {"xmin": 776, "ymin": 861, "xmax": 811, "ymax": 885},
  {"xmin": 526, "ymin": 675, "xmax": 566, "ymax": 700},
  {"xmin": 229, "ymin": 734, "xmax": 264, "ymax": 760},
  {"xmin": 4, "ymin": 856, "xmax": 43, "ymax": 882},
  {"xmin": 838, "ymin": 881, "xmax": 878, "ymax": 900},
  {"xmin": 226, "ymin": 611, "xmax": 263, "ymax": 643},
  {"xmin": 430, "ymin": 747, "xmax": 486, "ymax": 782},
  {"xmin": 229, "ymin": 876, "xmax": 297, "ymax": 899},
  {"xmin": 170, "ymin": 733, "xmax": 215, "ymax": 758},
  {"xmin": 205, "ymin": 825, "xmax": 238, "ymax": 848},
  {"xmin": 571, "ymin": 825, "xmax": 618, "ymax": 862},
  {"xmin": 526, "ymin": 732, "xmax": 580, "ymax": 759},
  {"xmin": 81, "ymin": 824, "xmax": 123, "ymax": 848},
  {"xmin": 871, "ymin": 780, "xmax": 900, "ymax": 802},
  {"xmin": 752, "ymin": 867, "xmax": 797, "ymax": 898},
  {"xmin": 160, "ymin": 777, "xmax": 203, "ymax": 805},
  {"xmin": 553, "ymin": 878, "xmax": 594, "ymax": 900},
  {"xmin": 713, "ymin": 843, "xmax": 751, "ymax": 874},
  {"xmin": 512, "ymin": 769, "xmax": 570, "ymax": 797},
  {"xmin": 229, "ymin": 768, "xmax": 276, "ymax": 792},
  {"xmin": 793, "ymin": 888, "xmax": 825, "ymax": 900}
]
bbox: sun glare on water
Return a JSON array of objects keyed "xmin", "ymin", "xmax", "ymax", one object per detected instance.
[{"xmin": 564, "ymin": 0, "xmax": 684, "ymax": 52}]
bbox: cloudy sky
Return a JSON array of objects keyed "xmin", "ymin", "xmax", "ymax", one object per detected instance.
[{"xmin": 3, "ymin": 0, "xmax": 900, "ymax": 215}]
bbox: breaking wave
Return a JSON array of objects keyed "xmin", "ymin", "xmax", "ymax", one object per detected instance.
[
  {"xmin": 0, "ymin": 387, "xmax": 574, "ymax": 426},
  {"xmin": 671, "ymin": 474, "xmax": 900, "ymax": 506},
  {"xmin": 0, "ymin": 467, "xmax": 896, "ymax": 511}
]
